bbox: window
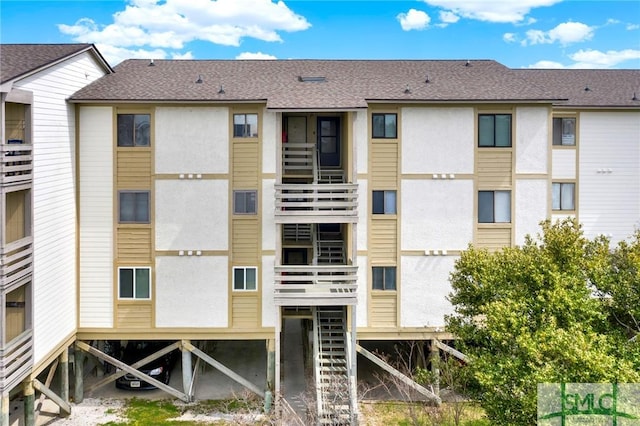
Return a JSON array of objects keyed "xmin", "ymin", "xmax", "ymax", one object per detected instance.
[
  {"xmin": 233, "ymin": 113, "xmax": 258, "ymax": 138},
  {"xmin": 119, "ymin": 267, "xmax": 151, "ymax": 299},
  {"xmin": 372, "ymin": 113, "xmax": 397, "ymax": 139},
  {"xmin": 233, "ymin": 267, "xmax": 257, "ymax": 291},
  {"xmin": 553, "ymin": 117, "xmax": 576, "ymax": 146},
  {"xmin": 234, "ymin": 190, "xmax": 257, "ymax": 214},
  {"xmin": 117, "ymin": 114, "xmax": 150, "ymax": 147},
  {"xmin": 478, "ymin": 114, "xmax": 511, "ymax": 147},
  {"xmin": 478, "ymin": 191, "xmax": 511, "ymax": 223},
  {"xmin": 372, "ymin": 190, "xmax": 397, "ymax": 214},
  {"xmin": 119, "ymin": 191, "xmax": 150, "ymax": 223},
  {"xmin": 372, "ymin": 267, "xmax": 396, "ymax": 290},
  {"xmin": 552, "ymin": 183, "xmax": 575, "ymax": 210}
]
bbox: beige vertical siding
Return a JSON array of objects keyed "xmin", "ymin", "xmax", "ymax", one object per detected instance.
[
  {"xmin": 116, "ymin": 303, "xmax": 153, "ymax": 328},
  {"xmin": 116, "ymin": 228, "xmax": 152, "ymax": 261},
  {"xmin": 477, "ymin": 150, "xmax": 512, "ymax": 188},
  {"xmin": 233, "ymin": 142, "xmax": 259, "ymax": 188},
  {"xmin": 370, "ymin": 293, "xmax": 397, "ymax": 328},
  {"xmin": 4, "ymin": 103, "xmax": 26, "ymax": 141},
  {"xmin": 231, "ymin": 295, "xmax": 259, "ymax": 328},
  {"xmin": 475, "ymin": 227, "xmax": 512, "ymax": 251},
  {"xmin": 371, "ymin": 142, "xmax": 398, "ymax": 188},
  {"xmin": 5, "ymin": 190, "xmax": 27, "ymax": 243},
  {"xmin": 116, "ymin": 150, "xmax": 152, "ymax": 189},
  {"xmin": 232, "ymin": 219, "xmax": 259, "ymax": 263},
  {"xmin": 369, "ymin": 220, "xmax": 397, "ymax": 262},
  {"xmin": 5, "ymin": 286, "xmax": 26, "ymax": 341}
]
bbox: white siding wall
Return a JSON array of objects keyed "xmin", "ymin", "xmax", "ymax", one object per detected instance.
[
  {"xmin": 515, "ymin": 107, "xmax": 549, "ymax": 174},
  {"xmin": 552, "ymin": 150, "xmax": 577, "ymax": 179},
  {"xmin": 401, "ymin": 180, "xmax": 474, "ymax": 251},
  {"xmin": 263, "ymin": 109, "xmax": 276, "ymax": 174},
  {"xmin": 354, "ymin": 110, "xmax": 368, "ymax": 174},
  {"xmin": 357, "ymin": 179, "xmax": 368, "ymax": 250},
  {"xmin": 401, "ymin": 107, "xmax": 474, "ymax": 174},
  {"xmin": 400, "ymin": 256, "xmax": 456, "ymax": 328},
  {"xmin": 155, "ymin": 180, "xmax": 228, "ymax": 250},
  {"xmin": 262, "ymin": 179, "xmax": 275, "ymax": 250},
  {"xmin": 14, "ymin": 53, "xmax": 109, "ymax": 361},
  {"xmin": 261, "ymin": 255, "xmax": 275, "ymax": 327},
  {"xmin": 155, "ymin": 106, "xmax": 229, "ymax": 174},
  {"xmin": 515, "ymin": 179, "xmax": 548, "ymax": 245},
  {"xmin": 79, "ymin": 106, "xmax": 114, "ymax": 328},
  {"xmin": 579, "ymin": 112, "xmax": 640, "ymax": 242},
  {"xmin": 356, "ymin": 255, "xmax": 368, "ymax": 328},
  {"xmin": 155, "ymin": 256, "xmax": 228, "ymax": 327}
]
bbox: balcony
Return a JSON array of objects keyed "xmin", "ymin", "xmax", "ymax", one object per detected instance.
[
  {"xmin": 1, "ymin": 144, "xmax": 33, "ymax": 185},
  {"xmin": 0, "ymin": 237, "xmax": 33, "ymax": 289},
  {"xmin": 0, "ymin": 330, "xmax": 33, "ymax": 392},
  {"xmin": 274, "ymin": 184, "xmax": 358, "ymax": 224},
  {"xmin": 274, "ymin": 265, "xmax": 358, "ymax": 306}
]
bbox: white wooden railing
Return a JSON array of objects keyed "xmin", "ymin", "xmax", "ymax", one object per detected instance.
[
  {"xmin": 274, "ymin": 265, "xmax": 358, "ymax": 306},
  {"xmin": 1, "ymin": 144, "xmax": 33, "ymax": 184},
  {"xmin": 274, "ymin": 184, "xmax": 358, "ymax": 223},
  {"xmin": 0, "ymin": 237, "xmax": 33, "ymax": 290},
  {"xmin": 0, "ymin": 330, "xmax": 33, "ymax": 392}
]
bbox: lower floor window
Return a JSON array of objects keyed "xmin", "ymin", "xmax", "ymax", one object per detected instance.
[
  {"xmin": 119, "ymin": 267, "xmax": 151, "ymax": 299},
  {"xmin": 478, "ymin": 190, "xmax": 511, "ymax": 223},
  {"xmin": 233, "ymin": 267, "xmax": 257, "ymax": 291},
  {"xmin": 552, "ymin": 182, "xmax": 575, "ymax": 211},
  {"xmin": 372, "ymin": 266, "xmax": 396, "ymax": 290}
]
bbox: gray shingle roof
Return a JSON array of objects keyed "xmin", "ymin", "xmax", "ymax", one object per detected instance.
[
  {"xmin": 0, "ymin": 44, "xmax": 110, "ymax": 84},
  {"xmin": 70, "ymin": 59, "xmax": 565, "ymax": 108},
  {"xmin": 514, "ymin": 69, "xmax": 640, "ymax": 108}
]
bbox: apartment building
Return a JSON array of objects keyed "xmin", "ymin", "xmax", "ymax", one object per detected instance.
[
  {"xmin": 2, "ymin": 44, "xmax": 639, "ymax": 425},
  {"xmin": 0, "ymin": 44, "xmax": 112, "ymax": 424}
]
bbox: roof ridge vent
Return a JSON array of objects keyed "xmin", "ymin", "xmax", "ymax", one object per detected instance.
[
  {"xmin": 632, "ymin": 92, "xmax": 638, "ymax": 101},
  {"xmin": 298, "ymin": 76, "xmax": 326, "ymax": 82}
]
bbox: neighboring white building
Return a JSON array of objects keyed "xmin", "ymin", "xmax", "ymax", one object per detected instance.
[{"xmin": 1, "ymin": 44, "xmax": 112, "ymax": 424}]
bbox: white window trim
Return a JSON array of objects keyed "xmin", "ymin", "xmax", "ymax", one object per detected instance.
[
  {"xmin": 232, "ymin": 266, "xmax": 258, "ymax": 291},
  {"xmin": 117, "ymin": 266, "xmax": 152, "ymax": 300}
]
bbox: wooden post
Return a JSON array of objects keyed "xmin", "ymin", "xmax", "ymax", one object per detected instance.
[
  {"xmin": 74, "ymin": 343, "xmax": 84, "ymax": 403},
  {"xmin": 181, "ymin": 340, "xmax": 193, "ymax": 401},
  {"xmin": 265, "ymin": 339, "xmax": 276, "ymax": 413},
  {"xmin": 1, "ymin": 391, "xmax": 9, "ymax": 426},
  {"xmin": 60, "ymin": 348, "xmax": 69, "ymax": 415},
  {"xmin": 275, "ymin": 308, "xmax": 281, "ymax": 399},
  {"xmin": 23, "ymin": 380, "xmax": 35, "ymax": 426},
  {"xmin": 430, "ymin": 340, "xmax": 440, "ymax": 397}
]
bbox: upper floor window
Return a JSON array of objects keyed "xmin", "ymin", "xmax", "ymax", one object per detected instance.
[
  {"xmin": 233, "ymin": 267, "xmax": 257, "ymax": 291},
  {"xmin": 478, "ymin": 190, "xmax": 511, "ymax": 223},
  {"xmin": 372, "ymin": 266, "xmax": 396, "ymax": 291},
  {"xmin": 233, "ymin": 113, "xmax": 258, "ymax": 138},
  {"xmin": 372, "ymin": 190, "xmax": 397, "ymax": 214},
  {"xmin": 119, "ymin": 267, "xmax": 151, "ymax": 299},
  {"xmin": 117, "ymin": 114, "xmax": 150, "ymax": 147},
  {"xmin": 119, "ymin": 191, "xmax": 150, "ymax": 223},
  {"xmin": 478, "ymin": 114, "xmax": 511, "ymax": 147},
  {"xmin": 372, "ymin": 113, "xmax": 397, "ymax": 139},
  {"xmin": 553, "ymin": 117, "xmax": 576, "ymax": 146},
  {"xmin": 552, "ymin": 182, "xmax": 575, "ymax": 211},
  {"xmin": 234, "ymin": 190, "xmax": 257, "ymax": 214}
]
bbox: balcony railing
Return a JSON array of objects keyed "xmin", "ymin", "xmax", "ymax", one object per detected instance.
[
  {"xmin": 0, "ymin": 330, "xmax": 33, "ymax": 392},
  {"xmin": 0, "ymin": 237, "xmax": 33, "ymax": 290},
  {"xmin": 274, "ymin": 265, "xmax": 358, "ymax": 306},
  {"xmin": 1, "ymin": 144, "xmax": 33, "ymax": 185},
  {"xmin": 274, "ymin": 184, "xmax": 358, "ymax": 224}
]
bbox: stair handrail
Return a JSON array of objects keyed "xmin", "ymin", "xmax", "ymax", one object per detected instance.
[{"xmin": 312, "ymin": 307, "xmax": 323, "ymax": 420}]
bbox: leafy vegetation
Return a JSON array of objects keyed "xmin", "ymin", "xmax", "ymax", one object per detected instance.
[{"xmin": 446, "ymin": 219, "xmax": 640, "ymax": 424}]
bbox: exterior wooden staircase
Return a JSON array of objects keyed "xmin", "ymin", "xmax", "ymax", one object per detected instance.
[{"xmin": 313, "ymin": 306, "xmax": 355, "ymax": 425}]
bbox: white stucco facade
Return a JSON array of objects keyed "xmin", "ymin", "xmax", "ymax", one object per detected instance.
[{"xmin": 515, "ymin": 107, "xmax": 549, "ymax": 174}]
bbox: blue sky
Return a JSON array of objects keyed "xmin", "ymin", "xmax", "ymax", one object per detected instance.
[{"xmin": 1, "ymin": 0, "xmax": 639, "ymax": 69}]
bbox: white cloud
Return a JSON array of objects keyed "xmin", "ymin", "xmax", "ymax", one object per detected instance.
[
  {"xmin": 527, "ymin": 60, "xmax": 566, "ymax": 68},
  {"xmin": 527, "ymin": 49, "xmax": 640, "ymax": 69},
  {"xmin": 397, "ymin": 9, "xmax": 431, "ymax": 31},
  {"xmin": 236, "ymin": 51, "xmax": 277, "ymax": 60},
  {"xmin": 524, "ymin": 22, "xmax": 594, "ymax": 46},
  {"xmin": 439, "ymin": 10, "xmax": 460, "ymax": 24},
  {"xmin": 627, "ymin": 23, "xmax": 640, "ymax": 30},
  {"xmin": 503, "ymin": 32, "xmax": 517, "ymax": 43},
  {"xmin": 568, "ymin": 48, "xmax": 640, "ymax": 68},
  {"xmin": 172, "ymin": 51, "xmax": 194, "ymax": 60},
  {"xmin": 422, "ymin": 0, "xmax": 560, "ymax": 23},
  {"xmin": 58, "ymin": 0, "xmax": 310, "ymax": 64}
]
